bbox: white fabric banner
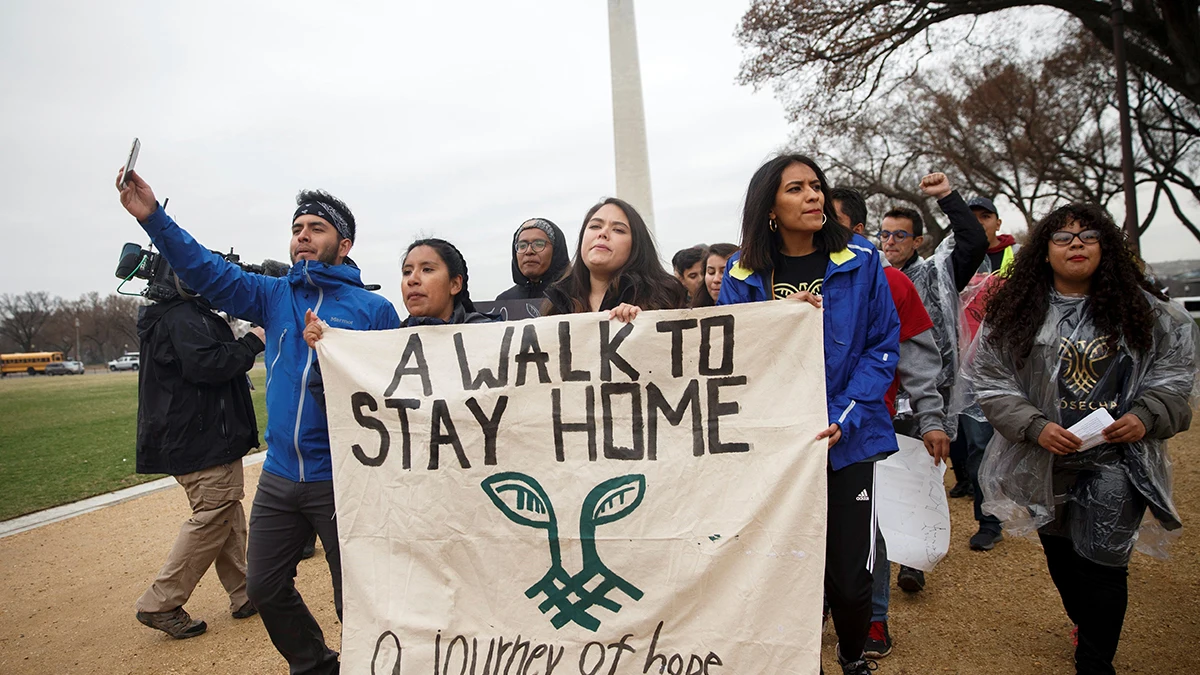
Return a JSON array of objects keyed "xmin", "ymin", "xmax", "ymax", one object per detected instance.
[
  {"xmin": 876, "ymin": 434, "xmax": 951, "ymax": 572},
  {"xmin": 317, "ymin": 302, "xmax": 830, "ymax": 673}
]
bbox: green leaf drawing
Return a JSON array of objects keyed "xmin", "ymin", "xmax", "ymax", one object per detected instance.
[
  {"xmin": 481, "ymin": 472, "xmax": 556, "ymax": 529},
  {"xmin": 584, "ymin": 475, "xmax": 646, "ymax": 527}
]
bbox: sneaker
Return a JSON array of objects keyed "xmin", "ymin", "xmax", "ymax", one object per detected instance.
[
  {"xmin": 897, "ymin": 565, "xmax": 925, "ymax": 593},
  {"xmin": 863, "ymin": 621, "xmax": 892, "ymax": 658},
  {"xmin": 136, "ymin": 607, "xmax": 207, "ymax": 639},
  {"xmin": 301, "ymin": 532, "xmax": 317, "ymax": 560},
  {"xmin": 836, "ymin": 644, "xmax": 879, "ymax": 674},
  {"xmin": 232, "ymin": 601, "xmax": 257, "ymax": 619},
  {"xmin": 948, "ymin": 480, "xmax": 974, "ymax": 498},
  {"xmin": 969, "ymin": 527, "xmax": 1004, "ymax": 551}
]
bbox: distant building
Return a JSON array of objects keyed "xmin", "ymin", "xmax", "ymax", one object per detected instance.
[{"xmin": 1148, "ymin": 259, "xmax": 1200, "ymax": 318}]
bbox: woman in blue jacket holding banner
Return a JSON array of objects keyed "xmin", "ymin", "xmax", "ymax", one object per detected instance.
[{"xmin": 718, "ymin": 154, "xmax": 900, "ymax": 675}]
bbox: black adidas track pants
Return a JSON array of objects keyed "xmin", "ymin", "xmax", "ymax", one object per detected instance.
[{"xmin": 824, "ymin": 460, "xmax": 877, "ymax": 662}]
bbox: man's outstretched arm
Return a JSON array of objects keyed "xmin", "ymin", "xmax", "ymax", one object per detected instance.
[{"xmin": 117, "ymin": 168, "xmax": 278, "ymax": 325}]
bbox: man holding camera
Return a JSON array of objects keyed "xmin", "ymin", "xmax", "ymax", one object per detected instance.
[
  {"xmin": 134, "ymin": 293, "xmax": 265, "ymax": 639},
  {"xmin": 118, "ymin": 169, "xmax": 400, "ymax": 674}
]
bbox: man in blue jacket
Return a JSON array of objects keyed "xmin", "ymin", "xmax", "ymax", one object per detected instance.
[{"xmin": 118, "ymin": 168, "xmax": 400, "ymax": 675}]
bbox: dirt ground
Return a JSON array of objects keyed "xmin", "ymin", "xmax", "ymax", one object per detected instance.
[{"xmin": 1, "ymin": 432, "xmax": 1197, "ymax": 675}]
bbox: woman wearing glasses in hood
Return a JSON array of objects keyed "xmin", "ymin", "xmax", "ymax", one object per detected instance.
[{"xmin": 495, "ymin": 218, "xmax": 571, "ymax": 301}]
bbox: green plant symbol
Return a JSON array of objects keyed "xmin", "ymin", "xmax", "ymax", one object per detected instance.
[{"xmin": 481, "ymin": 472, "xmax": 646, "ymax": 632}]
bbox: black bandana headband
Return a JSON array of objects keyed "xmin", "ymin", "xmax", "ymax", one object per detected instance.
[{"xmin": 294, "ymin": 201, "xmax": 353, "ymax": 242}]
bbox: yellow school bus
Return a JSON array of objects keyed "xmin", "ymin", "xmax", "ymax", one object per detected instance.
[{"xmin": 0, "ymin": 351, "xmax": 65, "ymax": 376}]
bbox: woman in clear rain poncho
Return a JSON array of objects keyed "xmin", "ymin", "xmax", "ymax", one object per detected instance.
[{"xmin": 963, "ymin": 203, "xmax": 1198, "ymax": 675}]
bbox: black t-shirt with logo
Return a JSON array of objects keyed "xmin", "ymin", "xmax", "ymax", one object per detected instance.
[
  {"xmin": 1051, "ymin": 296, "xmax": 1132, "ymax": 430},
  {"xmin": 1057, "ymin": 334, "xmax": 1131, "ymax": 429},
  {"xmin": 773, "ymin": 251, "xmax": 829, "ymax": 299}
]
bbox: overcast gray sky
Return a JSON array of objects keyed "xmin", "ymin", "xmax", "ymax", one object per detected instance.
[{"xmin": 2, "ymin": 1, "xmax": 1197, "ymax": 309}]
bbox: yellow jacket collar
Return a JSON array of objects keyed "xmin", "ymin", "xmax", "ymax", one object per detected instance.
[
  {"xmin": 731, "ymin": 247, "xmax": 854, "ymax": 280},
  {"xmin": 830, "ymin": 247, "xmax": 855, "ymax": 266}
]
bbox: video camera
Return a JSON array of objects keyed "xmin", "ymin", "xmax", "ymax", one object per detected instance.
[{"xmin": 115, "ymin": 243, "xmax": 290, "ymax": 302}]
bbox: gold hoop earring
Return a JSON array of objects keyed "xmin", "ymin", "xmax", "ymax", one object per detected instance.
[{"xmin": 769, "ymin": 217, "xmax": 778, "ymax": 232}]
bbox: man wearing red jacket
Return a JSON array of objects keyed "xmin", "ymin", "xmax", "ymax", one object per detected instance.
[{"xmin": 832, "ymin": 185, "xmax": 949, "ymax": 660}]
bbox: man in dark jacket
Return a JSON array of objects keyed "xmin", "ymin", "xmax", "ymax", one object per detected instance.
[
  {"xmin": 134, "ymin": 294, "xmax": 264, "ymax": 640},
  {"xmin": 880, "ymin": 175, "xmax": 988, "ymax": 500},
  {"xmin": 495, "ymin": 218, "xmax": 570, "ymax": 301}
]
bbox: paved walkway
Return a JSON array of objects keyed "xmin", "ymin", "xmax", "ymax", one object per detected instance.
[
  {"xmin": 0, "ymin": 437, "xmax": 1197, "ymax": 674},
  {"xmin": 0, "ymin": 454, "xmax": 267, "ymax": 539}
]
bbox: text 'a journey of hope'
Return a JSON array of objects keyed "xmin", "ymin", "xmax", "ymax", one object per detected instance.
[{"xmin": 371, "ymin": 621, "xmax": 724, "ymax": 675}]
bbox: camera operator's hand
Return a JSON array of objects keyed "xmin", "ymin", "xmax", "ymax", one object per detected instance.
[
  {"xmin": 116, "ymin": 168, "xmax": 158, "ymax": 221},
  {"xmin": 303, "ymin": 309, "xmax": 325, "ymax": 348}
]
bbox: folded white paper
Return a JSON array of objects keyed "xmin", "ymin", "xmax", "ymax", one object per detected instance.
[
  {"xmin": 876, "ymin": 434, "xmax": 951, "ymax": 572},
  {"xmin": 1067, "ymin": 407, "xmax": 1116, "ymax": 452}
]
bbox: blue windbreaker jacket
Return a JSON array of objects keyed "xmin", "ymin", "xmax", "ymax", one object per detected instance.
[
  {"xmin": 717, "ymin": 234, "xmax": 901, "ymax": 470},
  {"xmin": 138, "ymin": 205, "xmax": 402, "ymax": 482}
]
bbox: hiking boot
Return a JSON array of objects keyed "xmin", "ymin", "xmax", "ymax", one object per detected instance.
[
  {"xmin": 863, "ymin": 621, "xmax": 892, "ymax": 658},
  {"xmin": 969, "ymin": 527, "xmax": 1004, "ymax": 551},
  {"xmin": 897, "ymin": 565, "xmax": 925, "ymax": 593},
  {"xmin": 136, "ymin": 607, "xmax": 207, "ymax": 639},
  {"xmin": 232, "ymin": 601, "xmax": 257, "ymax": 619},
  {"xmin": 948, "ymin": 480, "xmax": 974, "ymax": 498},
  {"xmin": 301, "ymin": 532, "xmax": 317, "ymax": 560},
  {"xmin": 836, "ymin": 644, "xmax": 879, "ymax": 674}
]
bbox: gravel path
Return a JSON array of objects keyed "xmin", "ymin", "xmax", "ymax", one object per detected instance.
[{"xmin": 1, "ymin": 431, "xmax": 1195, "ymax": 674}]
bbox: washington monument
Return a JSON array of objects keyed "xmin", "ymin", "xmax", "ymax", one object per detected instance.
[{"xmin": 607, "ymin": 0, "xmax": 655, "ymax": 233}]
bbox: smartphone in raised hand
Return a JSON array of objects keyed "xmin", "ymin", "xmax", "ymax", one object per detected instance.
[{"xmin": 119, "ymin": 138, "xmax": 141, "ymax": 189}]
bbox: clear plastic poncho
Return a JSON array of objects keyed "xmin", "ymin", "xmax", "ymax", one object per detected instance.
[
  {"xmin": 898, "ymin": 236, "xmax": 965, "ymax": 437},
  {"xmin": 962, "ymin": 290, "xmax": 1199, "ymax": 565}
]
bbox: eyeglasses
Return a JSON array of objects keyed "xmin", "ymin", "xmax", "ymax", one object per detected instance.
[
  {"xmin": 1050, "ymin": 230, "xmax": 1101, "ymax": 246},
  {"xmin": 515, "ymin": 239, "xmax": 549, "ymax": 253},
  {"xmin": 877, "ymin": 230, "xmax": 915, "ymax": 241}
]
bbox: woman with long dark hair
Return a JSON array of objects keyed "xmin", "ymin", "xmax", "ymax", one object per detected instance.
[
  {"xmin": 690, "ymin": 243, "xmax": 738, "ymax": 308},
  {"xmin": 966, "ymin": 203, "xmax": 1196, "ymax": 675},
  {"xmin": 544, "ymin": 197, "xmax": 686, "ymax": 319},
  {"xmin": 718, "ymin": 154, "xmax": 900, "ymax": 675}
]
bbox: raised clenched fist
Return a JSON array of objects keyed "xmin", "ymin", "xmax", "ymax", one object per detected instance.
[{"xmin": 919, "ymin": 172, "xmax": 953, "ymax": 199}]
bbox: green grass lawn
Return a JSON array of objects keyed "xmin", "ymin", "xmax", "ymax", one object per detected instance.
[{"xmin": 0, "ymin": 365, "xmax": 266, "ymax": 521}]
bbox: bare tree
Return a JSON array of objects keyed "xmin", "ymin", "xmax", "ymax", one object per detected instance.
[
  {"xmin": 804, "ymin": 30, "xmax": 1198, "ymax": 244},
  {"xmin": 44, "ymin": 292, "xmax": 147, "ymax": 363},
  {"xmin": 737, "ymin": 0, "xmax": 1200, "ymax": 126},
  {"xmin": 0, "ymin": 292, "xmax": 59, "ymax": 353}
]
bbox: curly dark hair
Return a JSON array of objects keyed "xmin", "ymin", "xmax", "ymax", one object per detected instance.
[
  {"xmin": 296, "ymin": 189, "xmax": 357, "ymax": 242},
  {"xmin": 983, "ymin": 203, "xmax": 1163, "ymax": 362}
]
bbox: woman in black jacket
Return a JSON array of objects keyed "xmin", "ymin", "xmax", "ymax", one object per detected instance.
[
  {"xmin": 543, "ymin": 197, "xmax": 686, "ymax": 320},
  {"xmin": 306, "ymin": 238, "xmax": 495, "ymax": 347},
  {"xmin": 495, "ymin": 218, "xmax": 570, "ymax": 301}
]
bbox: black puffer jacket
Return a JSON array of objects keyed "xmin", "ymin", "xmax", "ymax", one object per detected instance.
[
  {"xmin": 135, "ymin": 298, "xmax": 263, "ymax": 476},
  {"xmin": 495, "ymin": 220, "xmax": 571, "ymax": 301}
]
